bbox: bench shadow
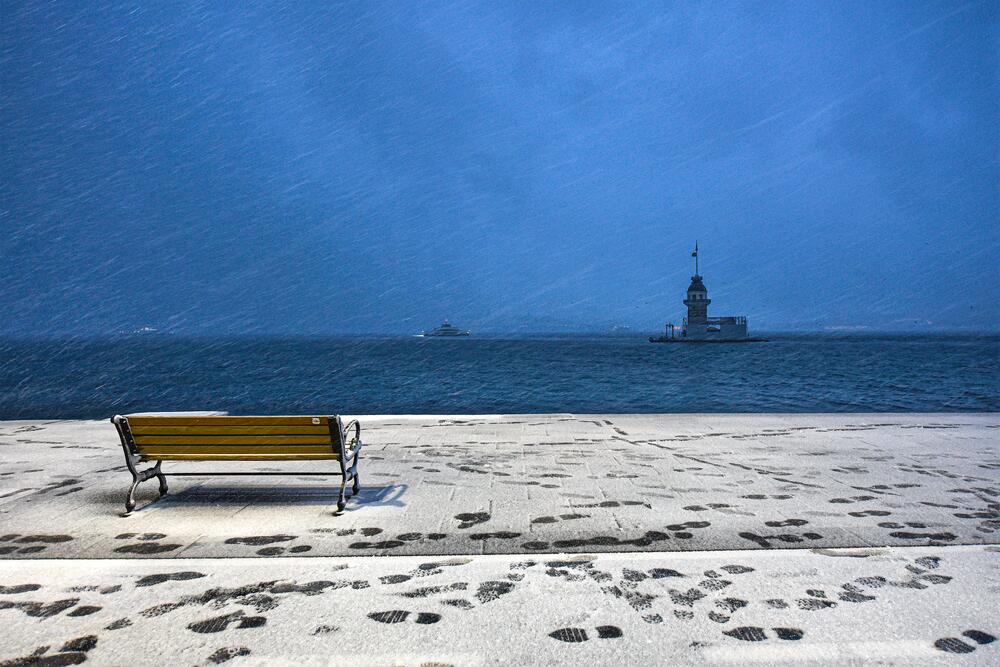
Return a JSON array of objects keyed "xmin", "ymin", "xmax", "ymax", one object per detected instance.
[
  {"xmin": 123, "ymin": 483, "xmax": 410, "ymax": 511},
  {"xmin": 347, "ymin": 483, "xmax": 408, "ymax": 508}
]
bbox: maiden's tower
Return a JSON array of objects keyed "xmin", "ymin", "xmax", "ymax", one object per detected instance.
[{"xmin": 650, "ymin": 243, "xmax": 766, "ymax": 343}]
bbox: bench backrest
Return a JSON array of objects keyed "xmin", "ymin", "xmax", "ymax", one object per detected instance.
[{"xmin": 116, "ymin": 415, "xmax": 345, "ymax": 461}]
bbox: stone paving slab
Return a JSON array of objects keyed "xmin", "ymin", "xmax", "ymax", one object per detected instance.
[
  {"xmin": 1, "ymin": 414, "xmax": 997, "ymax": 559},
  {"xmin": 0, "ymin": 545, "xmax": 997, "ymax": 666}
]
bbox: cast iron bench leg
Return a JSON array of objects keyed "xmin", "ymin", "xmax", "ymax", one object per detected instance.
[
  {"xmin": 338, "ymin": 477, "xmax": 347, "ymax": 512},
  {"xmin": 124, "ymin": 462, "xmax": 167, "ymax": 514},
  {"xmin": 156, "ymin": 462, "xmax": 168, "ymax": 496},
  {"xmin": 125, "ymin": 474, "xmax": 140, "ymax": 514},
  {"xmin": 349, "ymin": 437, "xmax": 362, "ymax": 497}
]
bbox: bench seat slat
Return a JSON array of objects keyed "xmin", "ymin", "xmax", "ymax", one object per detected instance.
[
  {"xmin": 140, "ymin": 445, "xmax": 337, "ymax": 457},
  {"xmin": 126, "ymin": 416, "xmax": 331, "ymax": 427},
  {"xmin": 128, "ymin": 425, "xmax": 332, "ymax": 436},
  {"xmin": 134, "ymin": 435, "xmax": 334, "ymax": 446},
  {"xmin": 143, "ymin": 453, "xmax": 339, "ymax": 461}
]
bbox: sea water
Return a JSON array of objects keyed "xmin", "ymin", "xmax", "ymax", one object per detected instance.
[{"xmin": 1, "ymin": 333, "xmax": 997, "ymax": 419}]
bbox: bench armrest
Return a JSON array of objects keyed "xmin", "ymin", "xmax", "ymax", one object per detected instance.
[{"xmin": 342, "ymin": 419, "xmax": 362, "ymax": 458}]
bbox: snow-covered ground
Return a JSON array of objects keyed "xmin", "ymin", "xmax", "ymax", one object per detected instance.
[{"xmin": 0, "ymin": 414, "xmax": 997, "ymax": 664}]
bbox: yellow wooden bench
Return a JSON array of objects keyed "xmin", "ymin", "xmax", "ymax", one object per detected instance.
[{"xmin": 111, "ymin": 414, "xmax": 362, "ymax": 514}]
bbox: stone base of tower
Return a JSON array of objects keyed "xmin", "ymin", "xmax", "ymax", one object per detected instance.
[{"xmin": 649, "ymin": 335, "xmax": 768, "ymax": 343}]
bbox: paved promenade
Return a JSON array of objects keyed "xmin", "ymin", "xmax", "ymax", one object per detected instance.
[{"xmin": 0, "ymin": 414, "xmax": 998, "ymax": 665}]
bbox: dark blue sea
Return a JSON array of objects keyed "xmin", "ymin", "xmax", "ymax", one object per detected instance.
[{"xmin": 1, "ymin": 334, "xmax": 997, "ymax": 419}]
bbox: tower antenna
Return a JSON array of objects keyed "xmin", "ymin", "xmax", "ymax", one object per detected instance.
[{"xmin": 692, "ymin": 241, "xmax": 699, "ymax": 276}]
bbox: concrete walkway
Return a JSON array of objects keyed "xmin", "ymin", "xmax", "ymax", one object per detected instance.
[{"xmin": 0, "ymin": 414, "xmax": 998, "ymax": 665}]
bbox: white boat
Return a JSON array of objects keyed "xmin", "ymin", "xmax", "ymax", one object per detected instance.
[{"xmin": 420, "ymin": 321, "xmax": 471, "ymax": 337}]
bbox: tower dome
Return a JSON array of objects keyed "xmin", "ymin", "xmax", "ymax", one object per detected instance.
[{"xmin": 686, "ymin": 275, "xmax": 708, "ymax": 298}]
